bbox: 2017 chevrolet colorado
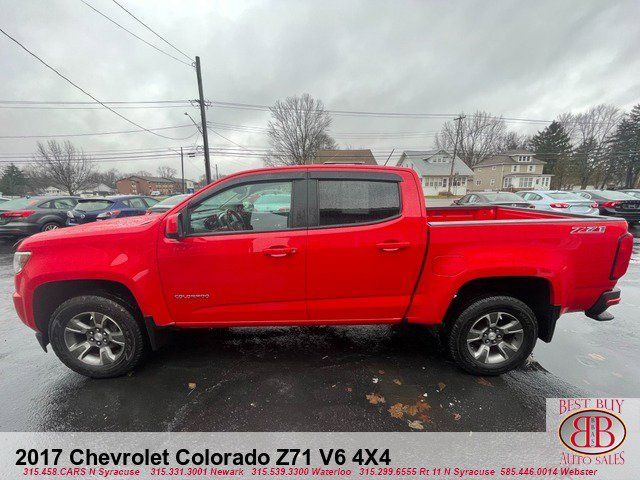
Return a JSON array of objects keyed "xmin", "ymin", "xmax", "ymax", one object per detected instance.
[{"xmin": 12, "ymin": 165, "xmax": 633, "ymax": 378}]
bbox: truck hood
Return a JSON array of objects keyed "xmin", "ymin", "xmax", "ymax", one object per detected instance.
[{"xmin": 19, "ymin": 215, "xmax": 160, "ymax": 249}]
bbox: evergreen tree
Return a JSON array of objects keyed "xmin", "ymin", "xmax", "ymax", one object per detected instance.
[
  {"xmin": 0, "ymin": 163, "xmax": 27, "ymax": 196},
  {"xmin": 608, "ymin": 104, "xmax": 640, "ymax": 188},
  {"xmin": 531, "ymin": 121, "xmax": 572, "ymax": 188}
]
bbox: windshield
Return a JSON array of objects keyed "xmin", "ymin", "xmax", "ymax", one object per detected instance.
[
  {"xmin": 0, "ymin": 197, "xmax": 42, "ymax": 210},
  {"xmin": 483, "ymin": 192, "xmax": 523, "ymax": 202},
  {"xmin": 75, "ymin": 199, "xmax": 114, "ymax": 212},
  {"xmin": 547, "ymin": 192, "xmax": 587, "ymax": 201}
]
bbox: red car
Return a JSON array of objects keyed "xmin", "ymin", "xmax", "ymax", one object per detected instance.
[{"xmin": 12, "ymin": 165, "xmax": 632, "ymax": 378}]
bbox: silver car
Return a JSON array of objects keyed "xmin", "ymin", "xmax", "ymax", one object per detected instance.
[{"xmin": 518, "ymin": 190, "xmax": 599, "ymax": 215}]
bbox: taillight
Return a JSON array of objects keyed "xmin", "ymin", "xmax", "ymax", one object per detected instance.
[
  {"xmin": 550, "ymin": 203, "xmax": 569, "ymax": 208},
  {"xmin": 611, "ymin": 233, "xmax": 633, "ymax": 280},
  {"xmin": 590, "ymin": 202, "xmax": 598, "ymax": 208},
  {"xmin": 96, "ymin": 210, "xmax": 121, "ymax": 219},
  {"xmin": 602, "ymin": 201, "xmax": 621, "ymax": 208},
  {"xmin": 1, "ymin": 210, "xmax": 35, "ymax": 218}
]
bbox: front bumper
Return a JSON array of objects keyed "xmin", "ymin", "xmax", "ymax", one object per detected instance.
[
  {"xmin": 585, "ymin": 288, "xmax": 620, "ymax": 321},
  {"xmin": 0, "ymin": 222, "xmax": 39, "ymax": 237}
]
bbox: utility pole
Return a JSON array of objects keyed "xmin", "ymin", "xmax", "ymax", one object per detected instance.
[
  {"xmin": 447, "ymin": 115, "xmax": 465, "ymax": 195},
  {"xmin": 215, "ymin": 164, "xmax": 219, "ymax": 181},
  {"xmin": 180, "ymin": 147, "xmax": 185, "ymax": 193},
  {"xmin": 195, "ymin": 56, "xmax": 212, "ymax": 184}
]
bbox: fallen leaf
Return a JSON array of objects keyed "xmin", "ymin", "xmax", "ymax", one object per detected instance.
[
  {"xmin": 372, "ymin": 377, "xmax": 380, "ymax": 384},
  {"xmin": 417, "ymin": 401, "xmax": 431, "ymax": 413},
  {"xmin": 418, "ymin": 413, "xmax": 432, "ymax": 424},
  {"xmin": 393, "ymin": 379, "xmax": 402, "ymax": 385},
  {"xmin": 453, "ymin": 413, "xmax": 461, "ymax": 421},
  {"xmin": 378, "ymin": 370, "xmax": 385, "ymax": 375},
  {"xmin": 588, "ymin": 353, "xmax": 606, "ymax": 362},
  {"xmin": 476, "ymin": 377, "xmax": 493, "ymax": 387},
  {"xmin": 366, "ymin": 393, "xmax": 386, "ymax": 405},
  {"xmin": 389, "ymin": 403, "xmax": 404, "ymax": 419},
  {"xmin": 346, "ymin": 387, "xmax": 353, "ymax": 392},
  {"xmin": 438, "ymin": 382, "xmax": 446, "ymax": 392},
  {"xmin": 188, "ymin": 382, "xmax": 196, "ymax": 390},
  {"xmin": 404, "ymin": 404, "xmax": 419, "ymax": 417},
  {"xmin": 407, "ymin": 420, "xmax": 424, "ymax": 430}
]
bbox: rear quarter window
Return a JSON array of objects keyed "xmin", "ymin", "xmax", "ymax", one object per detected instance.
[{"xmin": 317, "ymin": 180, "xmax": 400, "ymax": 226}]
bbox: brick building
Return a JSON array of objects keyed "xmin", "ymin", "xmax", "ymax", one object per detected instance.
[{"xmin": 116, "ymin": 176, "xmax": 179, "ymax": 195}]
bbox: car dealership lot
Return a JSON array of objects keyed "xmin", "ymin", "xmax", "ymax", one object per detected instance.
[{"xmin": 0, "ymin": 230, "xmax": 638, "ymax": 432}]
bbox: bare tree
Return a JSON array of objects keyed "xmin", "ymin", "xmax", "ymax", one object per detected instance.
[
  {"xmin": 558, "ymin": 104, "xmax": 621, "ymax": 188},
  {"xmin": 157, "ymin": 165, "xmax": 177, "ymax": 179},
  {"xmin": 499, "ymin": 131, "xmax": 531, "ymax": 151},
  {"xmin": 32, "ymin": 140, "xmax": 94, "ymax": 195},
  {"xmin": 435, "ymin": 111, "xmax": 507, "ymax": 166},
  {"xmin": 264, "ymin": 94, "xmax": 336, "ymax": 166}
]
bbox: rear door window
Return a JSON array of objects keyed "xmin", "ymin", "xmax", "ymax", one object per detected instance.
[
  {"xmin": 53, "ymin": 198, "xmax": 77, "ymax": 209},
  {"xmin": 76, "ymin": 200, "xmax": 113, "ymax": 211},
  {"xmin": 316, "ymin": 180, "xmax": 400, "ymax": 226},
  {"xmin": 125, "ymin": 197, "xmax": 147, "ymax": 209}
]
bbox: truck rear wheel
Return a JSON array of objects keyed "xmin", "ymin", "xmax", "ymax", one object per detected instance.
[
  {"xmin": 49, "ymin": 295, "xmax": 146, "ymax": 378},
  {"xmin": 447, "ymin": 296, "xmax": 537, "ymax": 376}
]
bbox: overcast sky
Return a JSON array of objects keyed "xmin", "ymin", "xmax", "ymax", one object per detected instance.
[{"xmin": 1, "ymin": 0, "xmax": 639, "ymax": 180}]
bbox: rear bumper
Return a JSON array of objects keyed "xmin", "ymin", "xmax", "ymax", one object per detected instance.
[
  {"xmin": 585, "ymin": 288, "xmax": 620, "ymax": 321},
  {"xmin": 0, "ymin": 222, "xmax": 39, "ymax": 237}
]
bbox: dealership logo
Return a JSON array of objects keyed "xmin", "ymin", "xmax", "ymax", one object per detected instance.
[{"xmin": 559, "ymin": 408, "xmax": 626, "ymax": 455}]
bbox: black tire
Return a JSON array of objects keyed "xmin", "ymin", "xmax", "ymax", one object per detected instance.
[
  {"xmin": 40, "ymin": 221, "xmax": 61, "ymax": 232},
  {"xmin": 49, "ymin": 295, "xmax": 147, "ymax": 378},
  {"xmin": 447, "ymin": 296, "xmax": 537, "ymax": 376}
]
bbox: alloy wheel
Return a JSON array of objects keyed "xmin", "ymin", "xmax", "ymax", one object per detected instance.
[
  {"xmin": 466, "ymin": 311, "xmax": 524, "ymax": 365},
  {"xmin": 63, "ymin": 312, "xmax": 125, "ymax": 366}
]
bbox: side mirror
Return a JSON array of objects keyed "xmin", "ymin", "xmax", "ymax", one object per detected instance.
[
  {"xmin": 453, "ymin": 199, "xmax": 460, "ymax": 205},
  {"xmin": 165, "ymin": 212, "xmax": 185, "ymax": 240}
]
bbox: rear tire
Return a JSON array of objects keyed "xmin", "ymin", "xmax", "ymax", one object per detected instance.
[
  {"xmin": 49, "ymin": 295, "xmax": 147, "ymax": 378},
  {"xmin": 41, "ymin": 222, "xmax": 61, "ymax": 232},
  {"xmin": 447, "ymin": 296, "xmax": 537, "ymax": 376}
]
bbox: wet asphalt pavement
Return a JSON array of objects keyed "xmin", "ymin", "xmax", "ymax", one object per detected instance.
[{"xmin": 0, "ymin": 230, "xmax": 638, "ymax": 432}]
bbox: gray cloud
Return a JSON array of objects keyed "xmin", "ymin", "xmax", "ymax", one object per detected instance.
[{"xmin": 0, "ymin": 0, "xmax": 638, "ymax": 179}]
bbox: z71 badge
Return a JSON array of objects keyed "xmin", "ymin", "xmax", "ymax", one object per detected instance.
[{"xmin": 570, "ymin": 226, "xmax": 606, "ymax": 234}]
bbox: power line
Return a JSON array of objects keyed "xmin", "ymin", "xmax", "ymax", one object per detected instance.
[
  {"xmin": 0, "ymin": 26, "xmax": 195, "ymax": 141},
  {"xmin": 79, "ymin": 0, "xmax": 192, "ymax": 67},
  {"xmin": 0, "ymin": 124, "xmax": 195, "ymax": 139},
  {"xmin": 111, "ymin": 0, "xmax": 193, "ymax": 62},
  {"xmin": 0, "ymin": 99, "xmax": 191, "ymax": 105}
]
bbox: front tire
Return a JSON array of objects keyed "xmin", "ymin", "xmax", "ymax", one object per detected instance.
[
  {"xmin": 49, "ymin": 295, "xmax": 146, "ymax": 378},
  {"xmin": 447, "ymin": 296, "xmax": 537, "ymax": 376}
]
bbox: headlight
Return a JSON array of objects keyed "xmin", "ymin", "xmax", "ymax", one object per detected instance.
[{"xmin": 13, "ymin": 251, "xmax": 31, "ymax": 275}]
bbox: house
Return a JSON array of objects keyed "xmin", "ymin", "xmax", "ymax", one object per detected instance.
[
  {"xmin": 78, "ymin": 183, "xmax": 115, "ymax": 197},
  {"xmin": 396, "ymin": 150, "xmax": 474, "ymax": 196},
  {"xmin": 308, "ymin": 149, "xmax": 377, "ymax": 165},
  {"xmin": 469, "ymin": 149, "xmax": 552, "ymax": 191},
  {"xmin": 115, "ymin": 175, "xmax": 179, "ymax": 196},
  {"xmin": 43, "ymin": 186, "xmax": 65, "ymax": 195}
]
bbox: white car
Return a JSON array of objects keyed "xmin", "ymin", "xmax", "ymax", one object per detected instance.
[{"xmin": 518, "ymin": 190, "xmax": 600, "ymax": 215}]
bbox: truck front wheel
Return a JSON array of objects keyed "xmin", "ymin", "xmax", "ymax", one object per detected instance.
[
  {"xmin": 48, "ymin": 295, "xmax": 146, "ymax": 378},
  {"xmin": 447, "ymin": 296, "xmax": 537, "ymax": 376}
]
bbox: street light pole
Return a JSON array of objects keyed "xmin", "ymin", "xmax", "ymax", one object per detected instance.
[{"xmin": 180, "ymin": 147, "xmax": 185, "ymax": 193}]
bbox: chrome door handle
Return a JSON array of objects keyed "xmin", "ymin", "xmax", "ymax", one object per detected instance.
[{"xmin": 376, "ymin": 241, "xmax": 410, "ymax": 252}]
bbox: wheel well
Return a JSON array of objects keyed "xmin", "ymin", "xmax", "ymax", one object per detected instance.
[
  {"xmin": 443, "ymin": 276, "xmax": 560, "ymax": 342},
  {"xmin": 33, "ymin": 280, "xmax": 143, "ymax": 342}
]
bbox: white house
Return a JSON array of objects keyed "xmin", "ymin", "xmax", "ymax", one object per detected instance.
[
  {"xmin": 397, "ymin": 150, "xmax": 474, "ymax": 196},
  {"xmin": 44, "ymin": 186, "xmax": 64, "ymax": 195},
  {"xmin": 78, "ymin": 183, "xmax": 115, "ymax": 197}
]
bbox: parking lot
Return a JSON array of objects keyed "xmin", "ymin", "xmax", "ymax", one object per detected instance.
[{"xmin": 0, "ymin": 228, "xmax": 638, "ymax": 432}]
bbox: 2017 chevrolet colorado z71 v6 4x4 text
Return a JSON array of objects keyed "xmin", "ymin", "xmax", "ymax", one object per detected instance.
[{"xmin": 12, "ymin": 165, "xmax": 633, "ymax": 378}]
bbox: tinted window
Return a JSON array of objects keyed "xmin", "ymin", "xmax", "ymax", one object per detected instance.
[
  {"xmin": 483, "ymin": 192, "xmax": 524, "ymax": 202},
  {"xmin": 189, "ymin": 181, "xmax": 293, "ymax": 234},
  {"xmin": 317, "ymin": 180, "xmax": 400, "ymax": 226},
  {"xmin": 547, "ymin": 192, "xmax": 584, "ymax": 201},
  {"xmin": 142, "ymin": 197, "xmax": 159, "ymax": 207},
  {"xmin": 592, "ymin": 190, "xmax": 636, "ymax": 201},
  {"xmin": 125, "ymin": 197, "xmax": 147, "ymax": 209},
  {"xmin": 0, "ymin": 197, "xmax": 41, "ymax": 210},
  {"xmin": 76, "ymin": 200, "xmax": 113, "ymax": 211},
  {"xmin": 53, "ymin": 198, "xmax": 77, "ymax": 209}
]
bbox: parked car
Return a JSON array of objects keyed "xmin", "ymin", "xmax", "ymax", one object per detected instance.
[
  {"xmin": 517, "ymin": 190, "xmax": 599, "ymax": 215},
  {"xmin": 13, "ymin": 166, "xmax": 631, "ymax": 378},
  {"xmin": 0, "ymin": 197, "xmax": 11, "ymax": 203},
  {"xmin": 147, "ymin": 194, "xmax": 191, "ymax": 214},
  {"xmin": 619, "ymin": 189, "xmax": 640, "ymax": 200},
  {"xmin": 0, "ymin": 196, "xmax": 78, "ymax": 239},
  {"xmin": 67, "ymin": 195, "xmax": 158, "ymax": 225},
  {"xmin": 575, "ymin": 190, "xmax": 640, "ymax": 224},
  {"xmin": 453, "ymin": 191, "xmax": 533, "ymax": 208}
]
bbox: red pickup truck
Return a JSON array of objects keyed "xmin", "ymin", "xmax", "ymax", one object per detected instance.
[{"xmin": 12, "ymin": 165, "xmax": 633, "ymax": 378}]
